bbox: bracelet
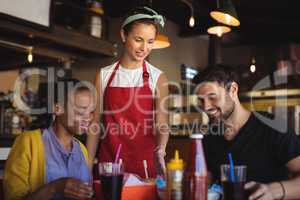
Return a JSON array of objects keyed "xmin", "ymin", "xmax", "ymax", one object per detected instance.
[{"xmin": 278, "ymin": 181, "xmax": 285, "ymax": 200}]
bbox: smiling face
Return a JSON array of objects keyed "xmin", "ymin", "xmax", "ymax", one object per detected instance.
[
  {"xmin": 56, "ymin": 89, "xmax": 95, "ymax": 135},
  {"xmin": 121, "ymin": 22, "xmax": 156, "ymax": 62},
  {"xmin": 196, "ymin": 81, "xmax": 235, "ymax": 124}
]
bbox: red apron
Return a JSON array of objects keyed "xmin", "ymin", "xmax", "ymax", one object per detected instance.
[{"xmin": 98, "ymin": 61, "xmax": 156, "ymax": 178}]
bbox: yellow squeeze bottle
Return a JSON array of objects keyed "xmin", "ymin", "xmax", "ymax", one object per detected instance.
[{"xmin": 166, "ymin": 150, "xmax": 184, "ymax": 200}]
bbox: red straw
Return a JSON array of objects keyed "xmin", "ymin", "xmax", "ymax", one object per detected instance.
[{"xmin": 114, "ymin": 144, "xmax": 122, "ymax": 163}]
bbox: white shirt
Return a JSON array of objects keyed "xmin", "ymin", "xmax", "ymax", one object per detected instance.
[{"xmin": 100, "ymin": 61, "xmax": 162, "ymax": 94}]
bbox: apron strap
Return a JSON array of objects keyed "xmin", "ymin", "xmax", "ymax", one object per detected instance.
[
  {"xmin": 106, "ymin": 61, "xmax": 121, "ymax": 88},
  {"xmin": 142, "ymin": 61, "xmax": 150, "ymax": 87}
]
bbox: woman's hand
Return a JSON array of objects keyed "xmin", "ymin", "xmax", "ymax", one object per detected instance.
[
  {"xmin": 52, "ymin": 177, "xmax": 93, "ymax": 200},
  {"xmin": 154, "ymin": 148, "xmax": 167, "ymax": 178}
]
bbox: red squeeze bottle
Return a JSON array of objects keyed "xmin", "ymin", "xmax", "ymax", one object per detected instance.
[{"xmin": 183, "ymin": 134, "xmax": 208, "ymax": 200}]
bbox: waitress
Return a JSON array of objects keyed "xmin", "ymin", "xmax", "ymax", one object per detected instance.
[{"xmin": 87, "ymin": 6, "xmax": 169, "ymax": 178}]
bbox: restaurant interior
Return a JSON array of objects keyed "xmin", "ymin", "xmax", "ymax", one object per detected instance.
[{"xmin": 0, "ymin": 0, "xmax": 300, "ymax": 199}]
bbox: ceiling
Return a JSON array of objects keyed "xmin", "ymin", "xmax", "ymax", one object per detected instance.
[
  {"xmin": 102, "ymin": 0, "xmax": 300, "ymax": 90},
  {"xmin": 1, "ymin": 0, "xmax": 299, "ymax": 70},
  {"xmin": 103, "ymin": 0, "xmax": 300, "ymax": 45}
]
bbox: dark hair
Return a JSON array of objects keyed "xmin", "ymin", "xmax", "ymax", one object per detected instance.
[
  {"xmin": 33, "ymin": 79, "xmax": 90, "ymax": 129},
  {"xmin": 122, "ymin": 7, "xmax": 160, "ymax": 35},
  {"xmin": 38, "ymin": 79, "xmax": 83, "ymax": 108},
  {"xmin": 192, "ymin": 65, "xmax": 239, "ymax": 90}
]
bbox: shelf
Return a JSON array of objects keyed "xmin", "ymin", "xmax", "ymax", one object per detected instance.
[
  {"xmin": 0, "ymin": 18, "xmax": 117, "ymax": 58},
  {"xmin": 55, "ymin": 0, "xmax": 104, "ymax": 17},
  {"xmin": 241, "ymin": 88, "xmax": 300, "ymax": 100}
]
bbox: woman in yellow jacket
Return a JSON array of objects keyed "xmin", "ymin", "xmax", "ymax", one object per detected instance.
[{"xmin": 4, "ymin": 80, "xmax": 94, "ymax": 200}]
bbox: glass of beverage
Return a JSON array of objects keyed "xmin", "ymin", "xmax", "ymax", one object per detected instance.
[
  {"xmin": 220, "ymin": 164, "xmax": 247, "ymax": 200},
  {"xmin": 99, "ymin": 162, "xmax": 124, "ymax": 200}
]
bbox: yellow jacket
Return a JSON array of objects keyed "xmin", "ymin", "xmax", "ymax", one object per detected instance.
[{"xmin": 3, "ymin": 129, "xmax": 88, "ymax": 200}]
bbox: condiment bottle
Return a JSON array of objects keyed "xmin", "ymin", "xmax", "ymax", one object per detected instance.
[
  {"xmin": 166, "ymin": 150, "xmax": 184, "ymax": 200},
  {"xmin": 183, "ymin": 134, "xmax": 208, "ymax": 200}
]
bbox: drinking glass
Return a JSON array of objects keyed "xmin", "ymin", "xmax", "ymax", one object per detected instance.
[
  {"xmin": 98, "ymin": 162, "xmax": 124, "ymax": 200},
  {"xmin": 220, "ymin": 164, "xmax": 247, "ymax": 200}
]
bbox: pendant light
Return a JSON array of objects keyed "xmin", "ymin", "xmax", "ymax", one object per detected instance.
[
  {"xmin": 153, "ymin": 34, "xmax": 170, "ymax": 49},
  {"xmin": 27, "ymin": 46, "xmax": 33, "ymax": 63},
  {"xmin": 250, "ymin": 57, "xmax": 256, "ymax": 73},
  {"xmin": 207, "ymin": 22, "xmax": 231, "ymax": 37},
  {"xmin": 182, "ymin": 0, "xmax": 195, "ymax": 28},
  {"xmin": 210, "ymin": 0, "xmax": 240, "ymax": 27},
  {"xmin": 189, "ymin": 16, "xmax": 195, "ymax": 27}
]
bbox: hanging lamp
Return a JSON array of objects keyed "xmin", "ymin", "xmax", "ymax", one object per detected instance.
[
  {"xmin": 182, "ymin": 0, "xmax": 195, "ymax": 27},
  {"xmin": 153, "ymin": 34, "xmax": 170, "ymax": 49},
  {"xmin": 27, "ymin": 46, "xmax": 33, "ymax": 63},
  {"xmin": 207, "ymin": 21, "xmax": 231, "ymax": 37},
  {"xmin": 210, "ymin": 0, "xmax": 240, "ymax": 27}
]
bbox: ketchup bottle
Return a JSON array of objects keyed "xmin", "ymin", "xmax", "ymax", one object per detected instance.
[{"xmin": 183, "ymin": 134, "xmax": 208, "ymax": 200}]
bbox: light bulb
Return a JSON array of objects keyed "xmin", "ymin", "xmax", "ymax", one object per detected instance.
[
  {"xmin": 250, "ymin": 64, "xmax": 256, "ymax": 73},
  {"xmin": 27, "ymin": 47, "xmax": 33, "ymax": 63},
  {"xmin": 27, "ymin": 51, "xmax": 33, "ymax": 63},
  {"xmin": 217, "ymin": 27, "xmax": 223, "ymax": 37},
  {"xmin": 189, "ymin": 16, "xmax": 195, "ymax": 27}
]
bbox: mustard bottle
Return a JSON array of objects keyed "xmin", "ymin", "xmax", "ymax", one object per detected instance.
[{"xmin": 166, "ymin": 150, "xmax": 184, "ymax": 200}]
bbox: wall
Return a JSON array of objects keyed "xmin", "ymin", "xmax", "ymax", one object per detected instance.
[
  {"xmin": 72, "ymin": 18, "xmax": 209, "ymax": 84},
  {"xmin": 0, "ymin": 69, "xmax": 19, "ymax": 92},
  {"xmin": 220, "ymin": 44, "xmax": 285, "ymax": 92},
  {"xmin": 221, "ymin": 45, "xmax": 251, "ymax": 66},
  {"xmin": 149, "ymin": 21, "xmax": 209, "ymax": 82},
  {"xmin": 71, "ymin": 57, "xmax": 113, "ymax": 83}
]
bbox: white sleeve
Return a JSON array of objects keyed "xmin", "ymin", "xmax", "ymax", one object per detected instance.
[
  {"xmin": 100, "ymin": 64, "xmax": 115, "ymax": 93},
  {"xmin": 99, "ymin": 64, "xmax": 114, "ymax": 112},
  {"xmin": 147, "ymin": 63, "xmax": 163, "ymax": 93}
]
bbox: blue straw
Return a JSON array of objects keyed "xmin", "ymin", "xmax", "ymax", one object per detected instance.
[{"xmin": 228, "ymin": 153, "xmax": 236, "ymax": 182}]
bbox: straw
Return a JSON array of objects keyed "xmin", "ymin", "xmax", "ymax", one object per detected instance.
[
  {"xmin": 114, "ymin": 144, "xmax": 122, "ymax": 163},
  {"xmin": 118, "ymin": 159, "xmax": 123, "ymax": 173},
  {"xmin": 143, "ymin": 160, "xmax": 149, "ymax": 179},
  {"xmin": 228, "ymin": 153, "xmax": 236, "ymax": 182}
]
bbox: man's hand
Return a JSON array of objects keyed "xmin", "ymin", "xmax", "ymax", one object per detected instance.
[
  {"xmin": 245, "ymin": 181, "xmax": 284, "ymax": 200},
  {"xmin": 52, "ymin": 177, "xmax": 93, "ymax": 200}
]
